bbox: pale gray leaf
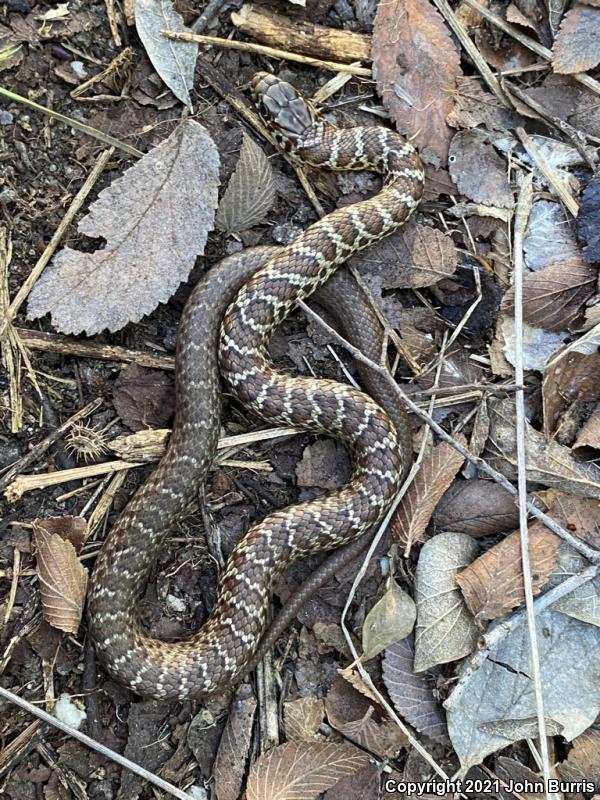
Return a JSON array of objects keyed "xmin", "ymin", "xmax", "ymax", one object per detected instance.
[
  {"xmin": 28, "ymin": 120, "xmax": 219, "ymax": 334},
  {"xmin": 552, "ymin": 576, "xmax": 600, "ymax": 627},
  {"xmin": 215, "ymin": 135, "xmax": 276, "ymax": 234},
  {"xmin": 135, "ymin": 0, "xmax": 197, "ymax": 110},
  {"xmin": 448, "ymin": 130, "xmax": 514, "ymax": 209},
  {"xmin": 500, "ymin": 316, "xmax": 568, "ymax": 372},
  {"xmin": 382, "ymin": 636, "xmax": 448, "ymax": 743},
  {"xmin": 524, "ymin": 200, "xmax": 580, "ymax": 271},
  {"xmin": 414, "ymin": 532, "xmax": 479, "ymax": 672},
  {"xmin": 446, "ymin": 608, "xmax": 600, "ymax": 771}
]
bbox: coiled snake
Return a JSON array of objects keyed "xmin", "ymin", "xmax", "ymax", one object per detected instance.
[{"xmin": 88, "ymin": 73, "xmax": 424, "ymax": 699}]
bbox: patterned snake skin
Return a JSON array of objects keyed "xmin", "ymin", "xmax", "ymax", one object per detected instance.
[{"xmin": 88, "ymin": 73, "xmax": 424, "ymax": 699}]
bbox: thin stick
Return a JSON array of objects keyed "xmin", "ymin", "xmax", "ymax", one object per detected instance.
[
  {"xmin": 296, "ymin": 299, "xmax": 600, "ymax": 564},
  {"xmin": 162, "ymin": 30, "xmax": 371, "ymax": 76},
  {"xmin": 516, "ymin": 128, "xmax": 579, "ymax": 216},
  {"xmin": 0, "ymin": 87, "xmax": 141, "ymax": 156},
  {"xmin": 430, "ymin": 0, "xmax": 509, "ymax": 105},
  {"xmin": 17, "ymin": 328, "xmax": 176, "ymax": 371},
  {"xmin": 0, "ymin": 687, "xmax": 194, "ymax": 800},
  {"xmin": 513, "ymin": 174, "xmax": 551, "ymax": 798},
  {"xmin": 445, "ymin": 561, "xmax": 599, "ymax": 711},
  {"xmin": 1, "ymin": 149, "xmax": 115, "ymax": 338}
]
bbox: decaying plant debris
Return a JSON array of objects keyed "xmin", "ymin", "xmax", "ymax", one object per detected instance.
[{"xmin": 1, "ymin": 0, "xmax": 600, "ymax": 798}]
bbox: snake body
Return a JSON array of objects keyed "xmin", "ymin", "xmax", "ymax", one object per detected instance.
[{"xmin": 88, "ymin": 73, "xmax": 424, "ymax": 699}]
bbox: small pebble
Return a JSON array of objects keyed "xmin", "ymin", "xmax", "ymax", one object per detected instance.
[
  {"xmin": 54, "ymin": 694, "xmax": 87, "ymax": 730},
  {"xmin": 166, "ymin": 594, "xmax": 186, "ymax": 613},
  {"xmin": 70, "ymin": 60, "xmax": 88, "ymax": 79},
  {"xmin": 224, "ymin": 239, "xmax": 243, "ymax": 256},
  {"xmin": 0, "ymin": 188, "xmax": 17, "ymax": 204},
  {"xmin": 0, "ymin": 110, "xmax": 14, "ymax": 126}
]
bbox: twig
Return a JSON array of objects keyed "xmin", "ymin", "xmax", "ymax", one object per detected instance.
[
  {"xmin": 191, "ymin": 0, "xmax": 230, "ymax": 33},
  {"xmin": 512, "ymin": 174, "xmax": 551, "ymax": 798},
  {"xmin": 341, "ymin": 461, "xmax": 452, "ymax": 781},
  {"xmin": 1, "ymin": 149, "xmax": 115, "ymax": 339},
  {"xmin": 461, "ymin": 0, "xmax": 600, "ymax": 97},
  {"xmin": 0, "ymin": 687, "xmax": 194, "ymax": 800},
  {"xmin": 0, "ymin": 398, "xmax": 103, "ymax": 494},
  {"xmin": 0, "ymin": 88, "xmax": 141, "ymax": 156},
  {"xmin": 296, "ymin": 299, "xmax": 600, "ymax": 564},
  {"xmin": 503, "ymin": 79, "xmax": 596, "ymax": 171},
  {"xmin": 444, "ymin": 561, "xmax": 600, "ymax": 712},
  {"xmin": 17, "ymin": 328, "xmax": 176, "ymax": 371},
  {"xmin": 162, "ymin": 30, "xmax": 371, "ymax": 76},
  {"xmin": 515, "ymin": 128, "xmax": 579, "ymax": 216},
  {"xmin": 430, "ymin": 0, "xmax": 509, "ymax": 105},
  {"xmin": 4, "ymin": 426, "xmax": 300, "ymax": 501}
]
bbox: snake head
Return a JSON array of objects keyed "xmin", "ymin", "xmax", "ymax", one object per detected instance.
[{"xmin": 251, "ymin": 72, "xmax": 320, "ymax": 154}]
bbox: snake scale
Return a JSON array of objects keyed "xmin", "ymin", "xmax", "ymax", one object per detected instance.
[{"xmin": 88, "ymin": 73, "xmax": 424, "ymax": 699}]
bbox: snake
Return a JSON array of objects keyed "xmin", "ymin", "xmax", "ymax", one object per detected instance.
[{"xmin": 87, "ymin": 72, "xmax": 424, "ymax": 699}]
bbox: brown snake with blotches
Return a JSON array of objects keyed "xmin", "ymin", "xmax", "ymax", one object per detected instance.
[{"xmin": 88, "ymin": 73, "xmax": 424, "ymax": 699}]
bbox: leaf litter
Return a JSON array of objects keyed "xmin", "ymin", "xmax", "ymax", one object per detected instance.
[{"xmin": 6, "ymin": 0, "xmax": 600, "ymax": 793}]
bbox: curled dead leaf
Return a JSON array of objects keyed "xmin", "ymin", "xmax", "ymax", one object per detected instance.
[
  {"xmin": 391, "ymin": 435, "xmax": 466, "ymax": 553},
  {"xmin": 33, "ymin": 517, "xmax": 88, "ymax": 635}
]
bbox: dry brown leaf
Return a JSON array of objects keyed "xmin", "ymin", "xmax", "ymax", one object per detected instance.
[
  {"xmin": 448, "ymin": 131, "xmax": 514, "ymax": 209},
  {"xmin": 283, "ymin": 696, "xmax": 325, "ymax": 742},
  {"xmin": 215, "ymin": 134, "xmax": 276, "ymax": 233},
  {"xmin": 352, "ymin": 221, "xmax": 458, "ymax": 292},
  {"xmin": 246, "ymin": 741, "xmax": 369, "ymax": 800},
  {"xmin": 557, "ymin": 728, "xmax": 600, "ymax": 787},
  {"xmin": 533, "ymin": 488, "xmax": 600, "ymax": 551},
  {"xmin": 447, "ymin": 76, "xmax": 522, "ymax": 132},
  {"xmin": 543, "ymin": 351, "xmax": 600, "ymax": 434},
  {"xmin": 325, "ymin": 677, "xmax": 407, "ymax": 757},
  {"xmin": 501, "ymin": 258, "xmax": 597, "ymax": 332},
  {"xmin": 414, "ymin": 532, "xmax": 479, "ymax": 672},
  {"xmin": 553, "ymin": 5, "xmax": 600, "ymax": 74},
  {"xmin": 391, "ymin": 435, "xmax": 466, "ymax": 552},
  {"xmin": 336, "ymin": 668, "xmax": 382, "ymax": 706},
  {"xmin": 575, "ymin": 409, "xmax": 600, "ymax": 449},
  {"xmin": 433, "ymin": 479, "xmax": 519, "ymax": 536},
  {"xmin": 382, "ymin": 636, "xmax": 448, "ymax": 743},
  {"xmin": 455, "ymin": 528, "xmax": 560, "ymax": 623},
  {"xmin": 213, "ymin": 683, "xmax": 256, "ymax": 800},
  {"xmin": 33, "ymin": 517, "xmax": 88, "ymax": 635},
  {"xmin": 372, "ymin": 0, "xmax": 462, "ymax": 166},
  {"xmin": 486, "ymin": 398, "xmax": 600, "ymax": 500},
  {"xmin": 27, "ymin": 120, "xmax": 220, "ymax": 334},
  {"xmin": 113, "ymin": 363, "xmax": 175, "ymax": 432}
]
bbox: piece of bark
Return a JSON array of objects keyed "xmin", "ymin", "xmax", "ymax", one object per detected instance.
[{"xmin": 231, "ymin": 4, "xmax": 371, "ymax": 64}]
